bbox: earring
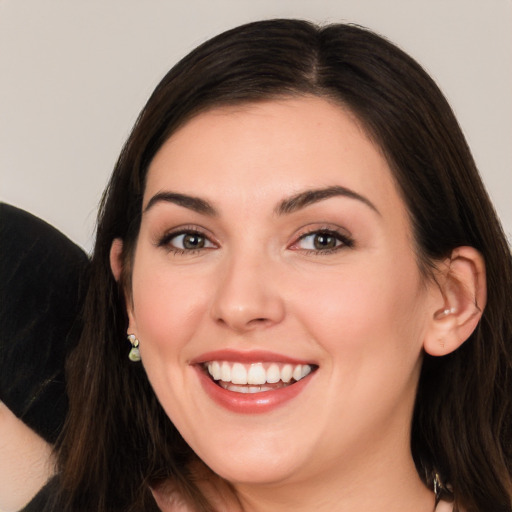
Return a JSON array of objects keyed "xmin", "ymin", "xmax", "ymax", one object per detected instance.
[
  {"xmin": 433, "ymin": 471, "xmax": 451, "ymax": 504},
  {"xmin": 127, "ymin": 334, "xmax": 141, "ymax": 362},
  {"xmin": 433, "ymin": 472, "xmax": 441, "ymax": 500},
  {"xmin": 434, "ymin": 307, "xmax": 457, "ymax": 319}
]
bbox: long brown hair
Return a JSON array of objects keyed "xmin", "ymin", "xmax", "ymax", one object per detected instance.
[{"xmin": 56, "ymin": 19, "xmax": 512, "ymax": 512}]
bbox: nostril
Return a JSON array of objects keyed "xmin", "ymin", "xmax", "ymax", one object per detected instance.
[
  {"xmin": 210, "ymin": 283, "xmax": 286, "ymax": 331},
  {"xmin": 248, "ymin": 317, "xmax": 272, "ymax": 327},
  {"xmin": 214, "ymin": 315, "xmax": 272, "ymax": 332}
]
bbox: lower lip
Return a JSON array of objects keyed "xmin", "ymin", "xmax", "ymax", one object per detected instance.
[{"xmin": 194, "ymin": 366, "xmax": 314, "ymax": 414}]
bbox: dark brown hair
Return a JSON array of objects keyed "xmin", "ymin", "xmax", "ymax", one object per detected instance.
[{"xmin": 56, "ymin": 19, "xmax": 512, "ymax": 512}]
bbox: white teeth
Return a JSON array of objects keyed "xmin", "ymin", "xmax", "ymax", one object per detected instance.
[
  {"xmin": 208, "ymin": 361, "xmax": 221, "ymax": 380},
  {"xmin": 229, "ymin": 384, "xmax": 249, "ymax": 393},
  {"xmin": 247, "ymin": 363, "xmax": 266, "ymax": 385},
  {"xmin": 206, "ymin": 360, "xmax": 314, "ymax": 387},
  {"xmin": 221, "ymin": 361, "xmax": 231, "ymax": 381},
  {"xmin": 231, "ymin": 363, "xmax": 247, "ymax": 384},
  {"xmin": 281, "ymin": 364, "xmax": 293, "ymax": 383},
  {"xmin": 292, "ymin": 365, "xmax": 303, "ymax": 381},
  {"xmin": 219, "ymin": 382, "xmax": 278, "ymax": 393},
  {"xmin": 301, "ymin": 365, "xmax": 312, "ymax": 379},
  {"xmin": 266, "ymin": 363, "xmax": 281, "ymax": 384}
]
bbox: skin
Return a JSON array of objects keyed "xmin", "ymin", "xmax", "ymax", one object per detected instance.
[
  {"xmin": 0, "ymin": 401, "xmax": 55, "ymax": 511},
  {"xmin": 111, "ymin": 96, "xmax": 485, "ymax": 512}
]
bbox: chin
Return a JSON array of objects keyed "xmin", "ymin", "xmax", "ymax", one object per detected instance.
[
  {"xmin": 208, "ymin": 458, "xmax": 301, "ymax": 487},
  {"xmin": 191, "ymin": 433, "xmax": 315, "ymax": 488}
]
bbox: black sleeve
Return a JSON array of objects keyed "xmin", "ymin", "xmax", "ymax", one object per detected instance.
[{"xmin": 0, "ymin": 203, "xmax": 89, "ymax": 443}]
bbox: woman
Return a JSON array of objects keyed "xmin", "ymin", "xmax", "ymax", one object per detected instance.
[{"xmin": 55, "ymin": 19, "xmax": 512, "ymax": 512}]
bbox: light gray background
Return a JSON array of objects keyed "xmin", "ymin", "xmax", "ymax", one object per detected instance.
[{"xmin": 1, "ymin": 0, "xmax": 511, "ymax": 252}]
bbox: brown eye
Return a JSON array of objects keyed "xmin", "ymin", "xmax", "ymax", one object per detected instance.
[
  {"xmin": 312, "ymin": 233, "xmax": 337, "ymax": 250},
  {"xmin": 162, "ymin": 231, "xmax": 215, "ymax": 253},
  {"xmin": 293, "ymin": 229, "xmax": 354, "ymax": 253},
  {"xmin": 182, "ymin": 233, "xmax": 206, "ymax": 249}
]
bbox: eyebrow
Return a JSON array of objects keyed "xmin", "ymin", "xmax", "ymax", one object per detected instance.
[
  {"xmin": 275, "ymin": 186, "xmax": 380, "ymax": 216},
  {"xmin": 144, "ymin": 185, "xmax": 379, "ymax": 217},
  {"xmin": 144, "ymin": 192, "xmax": 217, "ymax": 216}
]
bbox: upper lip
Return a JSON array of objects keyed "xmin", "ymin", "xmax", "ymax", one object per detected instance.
[{"xmin": 190, "ymin": 349, "xmax": 317, "ymax": 366}]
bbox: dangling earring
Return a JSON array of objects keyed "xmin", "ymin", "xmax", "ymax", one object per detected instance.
[{"xmin": 127, "ymin": 334, "xmax": 141, "ymax": 362}]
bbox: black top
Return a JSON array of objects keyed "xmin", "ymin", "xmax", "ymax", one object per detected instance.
[{"xmin": 21, "ymin": 478, "xmax": 61, "ymax": 512}]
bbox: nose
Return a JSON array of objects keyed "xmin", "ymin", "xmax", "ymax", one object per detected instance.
[{"xmin": 210, "ymin": 251, "xmax": 286, "ymax": 333}]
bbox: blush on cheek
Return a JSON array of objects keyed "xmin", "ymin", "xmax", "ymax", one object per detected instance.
[
  {"xmin": 302, "ymin": 264, "xmax": 422, "ymax": 359},
  {"xmin": 133, "ymin": 281, "xmax": 205, "ymax": 359}
]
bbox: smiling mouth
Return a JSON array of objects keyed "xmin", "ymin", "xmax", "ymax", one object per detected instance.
[{"xmin": 203, "ymin": 361, "xmax": 317, "ymax": 394}]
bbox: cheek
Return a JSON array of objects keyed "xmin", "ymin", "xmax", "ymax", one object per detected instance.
[
  {"xmin": 288, "ymin": 257, "xmax": 428, "ymax": 441},
  {"xmin": 290, "ymin": 256, "xmax": 427, "ymax": 365},
  {"xmin": 130, "ymin": 258, "xmax": 208, "ymax": 359}
]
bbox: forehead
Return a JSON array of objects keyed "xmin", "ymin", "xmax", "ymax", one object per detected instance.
[{"xmin": 144, "ymin": 96, "xmax": 403, "ymax": 218}]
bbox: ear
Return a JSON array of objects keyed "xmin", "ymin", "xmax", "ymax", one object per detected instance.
[
  {"xmin": 110, "ymin": 238, "xmax": 124, "ymax": 282},
  {"xmin": 423, "ymin": 246, "xmax": 486, "ymax": 357},
  {"xmin": 110, "ymin": 238, "xmax": 138, "ymax": 333}
]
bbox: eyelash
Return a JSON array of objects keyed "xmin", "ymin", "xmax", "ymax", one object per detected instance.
[
  {"xmin": 290, "ymin": 228, "xmax": 354, "ymax": 255},
  {"xmin": 157, "ymin": 227, "xmax": 354, "ymax": 256},
  {"xmin": 157, "ymin": 227, "xmax": 216, "ymax": 255}
]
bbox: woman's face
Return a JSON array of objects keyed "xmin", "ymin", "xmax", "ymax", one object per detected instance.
[{"xmin": 123, "ymin": 97, "xmax": 440, "ymax": 489}]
